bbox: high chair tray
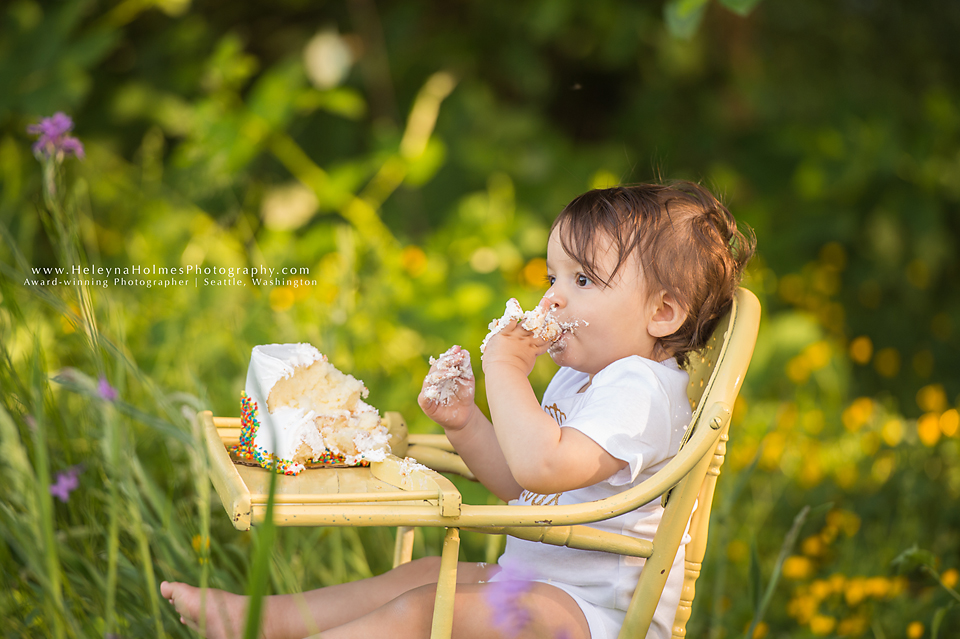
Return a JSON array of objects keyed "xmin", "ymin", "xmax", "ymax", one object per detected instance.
[{"xmin": 202, "ymin": 411, "xmax": 463, "ymax": 531}]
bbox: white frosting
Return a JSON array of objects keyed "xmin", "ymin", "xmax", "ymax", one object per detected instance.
[
  {"xmin": 480, "ymin": 298, "xmax": 584, "ymax": 354},
  {"xmin": 479, "ymin": 299, "xmax": 524, "ymax": 353},
  {"xmin": 353, "ymin": 428, "xmax": 391, "ymax": 463},
  {"xmin": 248, "ymin": 343, "xmax": 325, "ymax": 397},
  {"xmin": 423, "ymin": 345, "xmax": 474, "ymax": 405},
  {"xmin": 398, "ymin": 457, "xmax": 428, "ymax": 476}
]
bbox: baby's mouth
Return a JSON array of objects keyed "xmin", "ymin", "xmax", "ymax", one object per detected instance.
[{"xmin": 547, "ymin": 317, "xmax": 587, "ymax": 356}]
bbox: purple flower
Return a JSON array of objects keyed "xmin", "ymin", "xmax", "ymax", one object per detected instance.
[
  {"xmin": 50, "ymin": 465, "xmax": 82, "ymax": 502},
  {"xmin": 97, "ymin": 377, "xmax": 119, "ymax": 402},
  {"xmin": 27, "ymin": 112, "xmax": 85, "ymax": 161},
  {"xmin": 484, "ymin": 563, "xmax": 537, "ymax": 636}
]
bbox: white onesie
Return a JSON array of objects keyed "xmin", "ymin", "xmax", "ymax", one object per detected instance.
[{"xmin": 491, "ymin": 355, "xmax": 692, "ymax": 639}]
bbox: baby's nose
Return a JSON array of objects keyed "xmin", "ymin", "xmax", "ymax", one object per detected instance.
[{"xmin": 542, "ymin": 290, "xmax": 562, "ymax": 309}]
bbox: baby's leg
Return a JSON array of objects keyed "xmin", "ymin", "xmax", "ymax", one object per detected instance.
[
  {"xmin": 161, "ymin": 558, "xmax": 494, "ymax": 639},
  {"xmin": 316, "ymin": 580, "xmax": 590, "ymax": 639}
]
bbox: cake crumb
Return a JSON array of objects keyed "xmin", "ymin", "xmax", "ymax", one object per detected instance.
[{"xmin": 398, "ymin": 457, "xmax": 428, "ymax": 476}]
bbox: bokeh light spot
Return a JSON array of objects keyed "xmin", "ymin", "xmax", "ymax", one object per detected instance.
[
  {"xmin": 917, "ymin": 413, "xmax": 941, "ymax": 447},
  {"xmin": 401, "ymin": 245, "xmax": 428, "ymax": 277},
  {"xmin": 940, "ymin": 409, "xmax": 959, "ymax": 437},
  {"xmin": 849, "ymin": 336, "xmax": 872, "ymax": 364},
  {"xmin": 916, "ymin": 383, "xmax": 947, "ymax": 413},
  {"xmin": 873, "ymin": 348, "xmax": 901, "ymax": 378},
  {"xmin": 269, "ymin": 286, "xmax": 295, "ymax": 312},
  {"xmin": 521, "ymin": 258, "xmax": 548, "ymax": 289}
]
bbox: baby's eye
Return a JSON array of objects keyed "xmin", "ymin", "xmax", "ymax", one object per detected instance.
[
  {"xmin": 545, "ymin": 275, "xmax": 556, "ymax": 286},
  {"xmin": 576, "ymin": 273, "xmax": 592, "ymax": 287}
]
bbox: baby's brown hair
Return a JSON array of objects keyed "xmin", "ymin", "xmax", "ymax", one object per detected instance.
[{"xmin": 552, "ymin": 181, "xmax": 755, "ymax": 366}]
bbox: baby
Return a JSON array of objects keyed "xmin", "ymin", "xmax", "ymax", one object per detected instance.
[{"xmin": 161, "ymin": 181, "xmax": 753, "ymax": 639}]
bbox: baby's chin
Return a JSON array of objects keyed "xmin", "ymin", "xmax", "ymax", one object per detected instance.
[{"xmin": 547, "ymin": 334, "xmax": 572, "ymax": 364}]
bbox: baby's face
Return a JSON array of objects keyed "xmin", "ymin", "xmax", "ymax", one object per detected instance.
[{"xmin": 544, "ymin": 228, "xmax": 661, "ymax": 376}]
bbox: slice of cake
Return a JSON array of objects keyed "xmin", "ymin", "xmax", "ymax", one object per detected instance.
[
  {"xmin": 235, "ymin": 343, "xmax": 390, "ymax": 475},
  {"xmin": 423, "ymin": 345, "xmax": 474, "ymax": 406}
]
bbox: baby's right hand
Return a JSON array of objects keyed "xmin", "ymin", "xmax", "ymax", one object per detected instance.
[{"xmin": 418, "ymin": 358, "xmax": 478, "ymax": 431}]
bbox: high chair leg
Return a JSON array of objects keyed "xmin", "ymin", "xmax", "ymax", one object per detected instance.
[
  {"xmin": 431, "ymin": 527, "xmax": 461, "ymax": 639},
  {"xmin": 393, "ymin": 526, "xmax": 416, "ymax": 567}
]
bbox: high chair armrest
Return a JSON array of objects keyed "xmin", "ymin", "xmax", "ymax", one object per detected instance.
[{"xmin": 448, "ymin": 401, "xmax": 732, "ymax": 528}]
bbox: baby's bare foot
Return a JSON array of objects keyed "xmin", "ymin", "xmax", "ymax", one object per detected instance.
[{"xmin": 160, "ymin": 581, "xmax": 251, "ymax": 638}]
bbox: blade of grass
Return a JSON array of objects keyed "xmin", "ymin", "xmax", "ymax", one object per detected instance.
[
  {"xmin": 102, "ymin": 401, "xmax": 121, "ymax": 638},
  {"xmin": 29, "ymin": 345, "xmax": 66, "ymax": 639},
  {"xmin": 743, "ymin": 504, "xmax": 811, "ymax": 639},
  {"xmin": 243, "ymin": 457, "xmax": 279, "ymax": 639},
  {"xmin": 127, "ymin": 496, "xmax": 167, "ymax": 639}
]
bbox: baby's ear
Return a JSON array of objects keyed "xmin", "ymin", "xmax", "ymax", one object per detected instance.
[{"xmin": 647, "ymin": 291, "xmax": 687, "ymax": 338}]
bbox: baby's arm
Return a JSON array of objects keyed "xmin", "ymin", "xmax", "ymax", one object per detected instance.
[
  {"xmin": 481, "ymin": 325, "xmax": 627, "ymax": 495},
  {"xmin": 418, "ymin": 358, "xmax": 524, "ymax": 501}
]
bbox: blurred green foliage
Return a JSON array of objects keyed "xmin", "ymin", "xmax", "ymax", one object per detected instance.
[{"xmin": 2, "ymin": 0, "xmax": 960, "ymax": 636}]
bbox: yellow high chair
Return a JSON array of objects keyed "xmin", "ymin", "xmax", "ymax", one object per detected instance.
[{"xmin": 203, "ymin": 288, "xmax": 761, "ymax": 638}]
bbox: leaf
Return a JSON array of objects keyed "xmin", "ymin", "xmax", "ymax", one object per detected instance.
[
  {"xmin": 930, "ymin": 603, "xmax": 958, "ymax": 639},
  {"xmin": 719, "ymin": 0, "xmax": 765, "ymax": 17},
  {"xmin": 892, "ymin": 544, "xmax": 938, "ymax": 574},
  {"xmin": 664, "ymin": 0, "xmax": 710, "ymax": 40}
]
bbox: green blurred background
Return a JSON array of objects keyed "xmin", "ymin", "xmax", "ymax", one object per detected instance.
[{"xmin": 2, "ymin": 0, "xmax": 960, "ymax": 637}]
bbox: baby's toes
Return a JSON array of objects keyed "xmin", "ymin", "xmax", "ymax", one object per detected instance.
[{"xmin": 163, "ymin": 582, "xmax": 202, "ymax": 618}]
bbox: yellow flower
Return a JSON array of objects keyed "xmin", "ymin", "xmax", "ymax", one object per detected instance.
[
  {"xmin": 917, "ymin": 413, "xmax": 942, "ymax": 447},
  {"xmin": 760, "ymin": 432, "xmax": 786, "ymax": 471},
  {"xmin": 802, "ymin": 535, "xmax": 824, "ymax": 558},
  {"xmin": 829, "ymin": 573, "xmax": 847, "ymax": 593},
  {"xmin": 843, "ymin": 577, "xmax": 866, "ymax": 606},
  {"xmin": 787, "ymin": 594, "xmax": 818, "ymax": 623},
  {"xmin": 881, "ymin": 418, "xmax": 904, "ymax": 447},
  {"xmin": 786, "ymin": 355, "xmax": 811, "ymax": 384},
  {"xmin": 799, "ymin": 453, "xmax": 824, "ymax": 488},
  {"xmin": 864, "ymin": 576, "xmax": 891, "ymax": 598},
  {"xmin": 916, "ymin": 383, "xmax": 948, "ymax": 412},
  {"xmin": 810, "ymin": 614, "xmax": 837, "ymax": 635},
  {"xmin": 401, "ymin": 246, "xmax": 428, "ymax": 277},
  {"xmin": 940, "ymin": 409, "xmax": 960, "ymax": 437},
  {"xmin": 826, "ymin": 509, "xmax": 862, "ymax": 537},
  {"xmin": 890, "ymin": 576, "xmax": 909, "ymax": 597},
  {"xmin": 907, "ymin": 621, "xmax": 924, "ymax": 639},
  {"xmin": 810, "ymin": 579, "xmax": 832, "ymax": 601},
  {"xmin": 805, "ymin": 341, "xmax": 832, "ymax": 371},
  {"xmin": 191, "ymin": 534, "xmax": 209, "ymax": 552},
  {"xmin": 269, "ymin": 286, "xmax": 295, "ymax": 312},
  {"xmin": 751, "ymin": 621, "xmax": 769, "ymax": 639},
  {"xmin": 873, "ymin": 347, "xmax": 901, "ymax": 377},
  {"xmin": 192, "ymin": 535, "xmax": 210, "ymax": 564},
  {"xmin": 782, "ymin": 555, "xmax": 815, "ymax": 580},
  {"xmin": 942, "ymin": 568, "xmax": 959, "ymax": 589},
  {"xmin": 842, "ymin": 397, "xmax": 874, "ymax": 431},
  {"xmin": 848, "ymin": 336, "xmax": 873, "ymax": 364},
  {"xmin": 837, "ymin": 616, "xmax": 869, "ymax": 637}
]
